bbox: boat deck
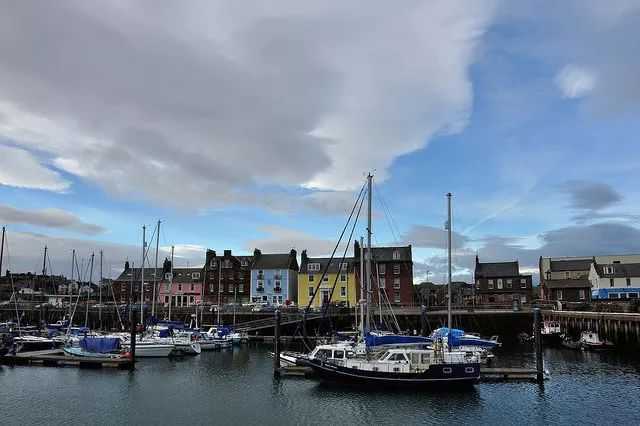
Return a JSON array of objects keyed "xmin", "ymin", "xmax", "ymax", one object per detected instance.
[{"xmin": 0, "ymin": 349, "xmax": 132, "ymax": 369}]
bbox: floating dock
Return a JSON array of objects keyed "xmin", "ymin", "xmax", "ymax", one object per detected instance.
[{"xmin": 0, "ymin": 349, "xmax": 132, "ymax": 369}]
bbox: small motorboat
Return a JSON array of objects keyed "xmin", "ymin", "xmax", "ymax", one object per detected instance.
[
  {"xmin": 580, "ymin": 331, "xmax": 615, "ymax": 351},
  {"xmin": 541, "ymin": 321, "xmax": 563, "ymax": 345},
  {"xmin": 560, "ymin": 334, "xmax": 582, "ymax": 350}
]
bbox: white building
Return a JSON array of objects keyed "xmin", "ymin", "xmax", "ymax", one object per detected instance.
[{"xmin": 589, "ymin": 261, "xmax": 640, "ymax": 300}]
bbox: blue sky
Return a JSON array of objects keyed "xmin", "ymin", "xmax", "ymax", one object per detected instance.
[{"xmin": 1, "ymin": 1, "xmax": 639, "ymax": 282}]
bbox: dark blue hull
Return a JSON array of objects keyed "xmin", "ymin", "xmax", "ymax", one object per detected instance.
[{"xmin": 303, "ymin": 359, "xmax": 480, "ymax": 387}]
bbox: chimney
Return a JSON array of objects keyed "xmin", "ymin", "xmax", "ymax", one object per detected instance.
[
  {"xmin": 253, "ymin": 248, "xmax": 262, "ymax": 258},
  {"xmin": 124, "ymin": 261, "xmax": 130, "ymax": 272},
  {"xmin": 289, "ymin": 249, "xmax": 297, "ymax": 259},
  {"xmin": 162, "ymin": 257, "xmax": 172, "ymax": 274},
  {"xmin": 224, "ymin": 249, "xmax": 232, "ymax": 257},
  {"xmin": 354, "ymin": 240, "xmax": 360, "ymax": 259},
  {"xmin": 301, "ymin": 249, "xmax": 308, "ymax": 264}
]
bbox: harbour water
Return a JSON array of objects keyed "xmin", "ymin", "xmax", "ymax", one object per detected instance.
[{"xmin": 1, "ymin": 344, "xmax": 639, "ymax": 425}]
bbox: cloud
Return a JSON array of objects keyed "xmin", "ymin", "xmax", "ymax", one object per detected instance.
[
  {"xmin": 0, "ymin": 230, "xmax": 205, "ymax": 278},
  {"xmin": 0, "ymin": 145, "xmax": 69, "ymax": 192},
  {"xmin": 0, "ymin": 204, "xmax": 105, "ymax": 235},
  {"xmin": 561, "ymin": 180, "xmax": 622, "ymax": 210},
  {"xmin": 246, "ymin": 225, "xmax": 348, "ymax": 256},
  {"xmin": 0, "ymin": 1, "xmax": 496, "ymax": 208},
  {"xmin": 555, "ymin": 65, "xmax": 597, "ymax": 99},
  {"xmin": 402, "ymin": 225, "xmax": 470, "ymax": 249}
]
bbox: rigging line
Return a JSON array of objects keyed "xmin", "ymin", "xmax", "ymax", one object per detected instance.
[
  {"xmin": 323, "ymin": 188, "xmax": 366, "ymax": 319},
  {"xmin": 375, "ymin": 193, "xmax": 398, "ymax": 243},
  {"xmin": 305, "ymin": 181, "xmax": 366, "ymax": 312},
  {"xmin": 375, "ymin": 183, "xmax": 402, "ymax": 242}
]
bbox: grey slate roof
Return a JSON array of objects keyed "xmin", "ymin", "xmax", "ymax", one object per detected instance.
[
  {"xmin": 475, "ymin": 261, "xmax": 519, "ymax": 278},
  {"xmin": 594, "ymin": 263, "xmax": 640, "ymax": 278},
  {"xmin": 550, "ymin": 259, "xmax": 593, "ymax": 272},
  {"xmin": 300, "ymin": 257, "xmax": 355, "ymax": 273},
  {"xmin": 369, "ymin": 246, "xmax": 412, "ymax": 262},
  {"xmin": 544, "ymin": 279, "xmax": 591, "ymax": 289},
  {"xmin": 252, "ymin": 253, "xmax": 298, "ymax": 271},
  {"xmin": 115, "ymin": 267, "xmax": 202, "ymax": 283}
]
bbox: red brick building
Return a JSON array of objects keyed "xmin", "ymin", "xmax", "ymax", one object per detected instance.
[
  {"xmin": 354, "ymin": 241, "xmax": 414, "ymax": 306},
  {"xmin": 203, "ymin": 249, "xmax": 253, "ymax": 305}
]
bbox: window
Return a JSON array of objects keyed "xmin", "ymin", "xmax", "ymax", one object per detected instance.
[
  {"xmin": 393, "ymin": 264, "xmax": 400, "ymax": 275},
  {"xmin": 497, "ymin": 279, "xmax": 503, "ymax": 290},
  {"xmin": 443, "ymin": 367, "xmax": 452, "ymax": 374},
  {"xmin": 421, "ymin": 353, "xmax": 431, "ymax": 364},
  {"xmin": 340, "ymin": 287, "xmax": 346, "ymax": 297},
  {"xmin": 557, "ymin": 290, "xmax": 563, "ymax": 300},
  {"xmin": 378, "ymin": 264, "xmax": 386, "ymax": 274},
  {"xmin": 239, "ymin": 274, "xmax": 244, "ymax": 281},
  {"xmin": 610, "ymin": 278, "xmax": 615, "ymax": 288},
  {"xmin": 272, "ymin": 296, "xmax": 278, "ymax": 303},
  {"xmin": 488, "ymin": 280, "xmax": 494, "ymax": 289},
  {"xmin": 506, "ymin": 279, "xmax": 512, "ymax": 289},
  {"xmin": 178, "ymin": 284, "xmax": 182, "ymax": 292},
  {"xmin": 308, "ymin": 263, "xmax": 321, "ymax": 272},
  {"xmin": 223, "ymin": 259, "xmax": 232, "ymax": 269},
  {"xmin": 192, "ymin": 272, "xmax": 200, "ymax": 280},
  {"xmin": 164, "ymin": 296, "xmax": 169, "ymax": 304},
  {"xmin": 210, "ymin": 259, "xmax": 217, "ymax": 268},
  {"xmin": 609, "ymin": 293, "xmax": 619, "ymax": 299},
  {"xmin": 308, "ymin": 287, "xmax": 314, "ymax": 297},
  {"xmin": 309, "ymin": 274, "xmax": 314, "ymax": 282},
  {"xmin": 579, "ymin": 289, "xmax": 585, "ymax": 300},
  {"xmin": 604, "ymin": 266, "xmax": 614, "ymax": 274},
  {"xmin": 190, "ymin": 283, "xmax": 194, "ymax": 291},
  {"xmin": 520, "ymin": 295, "xmax": 527, "ymax": 303},
  {"xmin": 190, "ymin": 296, "xmax": 195, "ymax": 304},
  {"xmin": 520, "ymin": 279, "xmax": 527, "ymax": 288},
  {"xmin": 389, "ymin": 353, "xmax": 407, "ymax": 362},
  {"xmin": 333, "ymin": 350, "xmax": 344, "ymax": 359},
  {"xmin": 627, "ymin": 278, "xmax": 631, "ymax": 287},
  {"xmin": 340, "ymin": 263, "xmax": 348, "ymax": 271},
  {"xmin": 619, "ymin": 293, "xmax": 628, "ymax": 299},
  {"xmin": 393, "ymin": 278, "xmax": 401, "ymax": 289},
  {"xmin": 323, "ymin": 276, "xmax": 329, "ymax": 282},
  {"xmin": 262, "ymin": 296, "xmax": 267, "ymax": 302},
  {"xmin": 379, "ymin": 277, "xmax": 386, "ymax": 288},
  {"xmin": 392, "ymin": 250, "xmax": 400, "ymax": 260},
  {"xmin": 164, "ymin": 272, "xmax": 172, "ymax": 280},
  {"xmin": 238, "ymin": 284, "xmax": 244, "ymax": 292},
  {"xmin": 241, "ymin": 259, "xmax": 249, "ymax": 267},
  {"xmin": 340, "ymin": 274, "xmax": 347, "ymax": 282},
  {"xmin": 628, "ymin": 293, "xmax": 638, "ymax": 299},
  {"xmin": 565, "ymin": 271, "xmax": 571, "ymax": 279},
  {"xmin": 394, "ymin": 291, "xmax": 401, "ymax": 303},
  {"xmin": 209, "ymin": 284, "xmax": 214, "ymax": 293}
]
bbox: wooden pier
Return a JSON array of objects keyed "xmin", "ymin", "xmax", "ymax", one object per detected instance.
[{"xmin": 0, "ymin": 349, "xmax": 132, "ymax": 369}]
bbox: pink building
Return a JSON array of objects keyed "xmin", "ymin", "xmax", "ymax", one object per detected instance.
[{"xmin": 158, "ymin": 267, "xmax": 204, "ymax": 308}]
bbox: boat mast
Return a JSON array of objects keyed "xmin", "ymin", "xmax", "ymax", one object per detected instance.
[
  {"xmin": 359, "ymin": 236, "xmax": 364, "ymax": 338},
  {"xmin": 141, "ymin": 225, "xmax": 146, "ymax": 324},
  {"xmin": 168, "ymin": 245, "xmax": 174, "ymax": 321},
  {"xmin": 85, "ymin": 252, "xmax": 94, "ymax": 328},
  {"xmin": 42, "ymin": 245, "xmax": 48, "ymax": 276},
  {"xmin": 152, "ymin": 220, "xmax": 160, "ymax": 318},
  {"xmin": 447, "ymin": 192, "xmax": 452, "ymax": 330},
  {"xmin": 0, "ymin": 226, "xmax": 4, "ymax": 281},
  {"xmin": 365, "ymin": 173, "xmax": 372, "ymax": 333},
  {"xmin": 217, "ymin": 257, "xmax": 222, "ymax": 325},
  {"xmin": 99, "ymin": 250, "xmax": 103, "ymax": 330}
]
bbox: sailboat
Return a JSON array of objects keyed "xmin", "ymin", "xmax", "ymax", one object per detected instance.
[{"xmin": 301, "ymin": 184, "xmax": 480, "ymax": 386}]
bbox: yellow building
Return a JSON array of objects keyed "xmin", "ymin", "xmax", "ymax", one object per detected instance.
[{"xmin": 298, "ymin": 252, "xmax": 357, "ymax": 308}]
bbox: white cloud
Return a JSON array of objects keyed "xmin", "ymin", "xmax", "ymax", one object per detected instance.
[
  {"xmin": 555, "ymin": 65, "xmax": 597, "ymax": 99},
  {"xmin": 0, "ymin": 145, "xmax": 69, "ymax": 192},
  {"xmin": 246, "ymin": 225, "xmax": 348, "ymax": 256},
  {"xmin": 0, "ymin": 1, "xmax": 496, "ymax": 206}
]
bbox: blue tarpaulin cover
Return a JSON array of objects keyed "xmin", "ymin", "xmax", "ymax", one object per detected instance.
[
  {"xmin": 430, "ymin": 328, "xmax": 497, "ymax": 348},
  {"xmin": 80, "ymin": 337, "xmax": 121, "ymax": 353},
  {"xmin": 365, "ymin": 332, "xmax": 431, "ymax": 348}
]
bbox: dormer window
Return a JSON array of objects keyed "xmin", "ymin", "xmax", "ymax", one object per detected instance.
[
  {"xmin": 392, "ymin": 250, "xmax": 400, "ymax": 260},
  {"xmin": 603, "ymin": 266, "xmax": 614, "ymax": 275},
  {"xmin": 308, "ymin": 263, "xmax": 321, "ymax": 272},
  {"xmin": 192, "ymin": 272, "xmax": 200, "ymax": 280}
]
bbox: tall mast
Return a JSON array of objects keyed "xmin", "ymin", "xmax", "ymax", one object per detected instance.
[
  {"xmin": 217, "ymin": 257, "xmax": 222, "ymax": 325},
  {"xmin": 99, "ymin": 250, "xmax": 103, "ymax": 330},
  {"xmin": 86, "ymin": 252, "xmax": 94, "ymax": 327},
  {"xmin": 42, "ymin": 245, "xmax": 48, "ymax": 276},
  {"xmin": 71, "ymin": 249, "xmax": 75, "ymax": 282},
  {"xmin": 447, "ymin": 193, "xmax": 452, "ymax": 330},
  {"xmin": 0, "ymin": 226, "xmax": 5, "ymax": 279},
  {"xmin": 152, "ymin": 220, "xmax": 161, "ymax": 318},
  {"xmin": 168, "ymin": 245, "xmax": 174, "ymax": 321},
  {"xmin": 359, "ymin": 236, "xmax": 364, "ymax": 337},
  {"xmin": 365, "ymin": 173, "xmax": 372, "ymax": 333},
  {"xmin": 141, "ymin": 225, "xmax": 146, "ymax": 324}
]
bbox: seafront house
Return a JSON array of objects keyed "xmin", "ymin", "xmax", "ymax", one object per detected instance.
[
  {"xmin": 589, "ymin": 261, "xmax": 640, "ymax": 300},
  {"xmin": 112, "ymin": 262, "xmax": 158, "ymax": 304},
  {"xmin": 354, "ymin": 241, "xmax": 414, "ymax": 306},
  {"xmin": 539, "ymin": 257, "xmax": 592, "ymax": 303},
  {"xmin": 297, "ymin": 251, "xmax": 357, "ymax": 308},
  {"xmin": 158, "ymin": 264, "xmax": 204, "ymax": 308},
  {"xmin": 202, "ymin": 249, "xmax": 253, "ymax": 306},
  {"xmin": 474, "ymin": 256, "xmax": 533, "ymax": 305},
  {"xmin": 250, "ymin": 249, "xmax": 299, "ymax": 306}
]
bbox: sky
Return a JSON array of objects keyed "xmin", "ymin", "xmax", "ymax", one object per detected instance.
[{"xmin": 1, "ymin": 1, "xmax": 640, "ymax": 283}]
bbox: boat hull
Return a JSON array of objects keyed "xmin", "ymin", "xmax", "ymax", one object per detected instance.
[
  {"xmin": 63, "ymin": 346, "xmax": 126, "ymax": 359},
  {"xmin": 124, "ymin": 343, "xmax": 174, "ymax": 357},
  {"xmin": 303, "ymin": 359, "xmax": 480, "ymax": 387}
]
